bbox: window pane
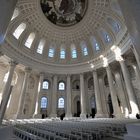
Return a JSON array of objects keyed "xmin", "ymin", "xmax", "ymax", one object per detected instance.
[
  {"xmin": 58, "ymin": 98, "xmax": 64, "ymax": 108},
  {"xmin": 59, "ymin": 82, "xmax": 65, "ymax": 90},
  {"xmin": 60, "ymin": 49, "xmax": 65, "ymax": 59},
  {"xmin": 13, "ymin": 23, "xmax": 26, "ymax": 39},
  {"xmin": 25, "ymin": 33, "xmax": 35, "ymax": 48},
  {"xmin": 11, "ymin": 8, "xmax": 19, "ymax": 21},
  {"xmin": 37, "ymin": 39, "xmax": 45, "ymax": 54},
  {"xmin": 41, "ymin": 97, "xmax": 47, "ymax": 109},
  {"xmin": 42, "ymin": 81, "xmax": 49, "ymax": 89},
  {"xmin": 48, "ymin": 48, "xmax": 54, "ymax": 58}
]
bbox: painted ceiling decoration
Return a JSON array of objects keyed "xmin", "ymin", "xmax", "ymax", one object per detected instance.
[{"xmin": 40, "ymin": 0, "xmax": 88, "ymax": 27}]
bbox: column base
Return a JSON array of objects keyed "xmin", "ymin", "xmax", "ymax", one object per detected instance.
[
  {"xmin": 129, "ymin": 113, "xmax": 137, "ymax": 119},
  {"xmin": 33, "ymin": 114, "xmax": 42, "ymax": 119},
  {"xmin": 49, "ymin": 113, "xmax": 57, "ymax": 118},
  {"xmin": 80, "ymin": 113, "xmax": 87, "ymax": 119},
  {"xmin": 114, "ymin": 113, "xmax": 124, "ymax": 118},
  {"xmin": 95, "ymin": 113, "xmax": 107, "ymax": 118}
]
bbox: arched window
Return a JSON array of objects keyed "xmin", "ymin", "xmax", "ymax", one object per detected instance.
[
  {"xmin": 42, "ymin": 80, "xmax": 49, "ymax": 90},
  {"xmin": 13, "ymin": 23, "xmax": 26, "ymax": 39},
  {"xmin": 71, "ymin": 44, "xmax": 77, "ymax": 58},
  {"xmin": 37, "ymin": 39, "xmax": 45, "ymax": 54},
  {"xmin": 90, "ymin": 36, "xmax": 100, "ymax": 51},
  {"xmin": 81, "ymin": 41, "xmax": 88, "ymax": 56},
  {"xmin": 58, "ymin": 98, "xmax": 64, "ymax": 108},
  {"xmin": 48, "ymin": 48, "xmax": 55, "ymax": 58},
  {"xmin": 105, "ymin": 33, "xmax": 111, "ymax": 43},
  {"xmin": 107, "ymin": 18, "xmax": 121, "ymax": 33},
  {"xmin": 41, "ymin": 97, "xmax": 48, "ymax": 109},
  {"xmin": 60, "ymin": 48, "xmax": 66, "ymax": 59},
  {"xmin": 11, "ymin": 8, "xmax": 19, "ymax": 21},
  {"xmin": 59, "ymin": 82, "xmax": 65, "ymax": 90},
  {"xmin": 25, "ymin": 32, "xmax": 35, "ymax": 48}
]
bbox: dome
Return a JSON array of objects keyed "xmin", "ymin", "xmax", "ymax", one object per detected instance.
[{"xmin": 1, "ymin": 0, "xmax": 127, "ymax": 74}]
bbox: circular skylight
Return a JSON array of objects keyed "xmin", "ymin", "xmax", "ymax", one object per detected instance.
[{"xmin": 40, "ymin": 0, "xmax": 88, "ymax": 27}]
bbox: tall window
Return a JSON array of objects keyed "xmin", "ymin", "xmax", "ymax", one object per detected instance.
[
  {"xmin": 58, "ymin": 98, "xmax": 64, "ymax": 108},
  {"xmin": 42, "ymin": 80, "xmax": 49, "ymax": 90},
  {"xmin": 90, "ymin": 36, "xmax": 100, "ymax": 51},
  {"xmin": 107, "ymin": 18, "xmax": 121, "ymax": 33},
  {"xmin": 25, "ymin": 32, "xmax": 35, "ymax": 48},
  {"xmin": 81, "ymin": 42, "xmax": 88, "ymax": 56},
  {"xmin": 105, "ymin": 33, "xmax": 111, "ymax": 43},
  {"xmin": 48, "ymin": 48, "xmax": 54, "ymax": 58},
  {"xmin": 37, "ymin": 39, "xmax": 45, "ymax": 54},
  {"xmin": 71, "ymin": 44, "xmax": 77, "ymax": 58},
  {"xmin": 59, "ymin": 82, "xmax": 65, "ymax": 90},
  {"xmin": 11, "ymin": 8, "xmax": 19, "ymax": 21},
  {"xmin": 60, "ymin": 48, "xmax": 66, "ymax": 59},
  {"xmin": 41, "ymin": 97, "xmax": 48, "ymax": 109},
  {"xmin": 13, "ymin": 23, "xmax": 26, "ymax": 39}
]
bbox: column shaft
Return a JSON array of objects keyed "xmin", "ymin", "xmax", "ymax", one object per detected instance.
[
  {"xmin": 120, "ymin": 60, "xmax": 139, "ymax": 117},
  {"xmin": 80, "ymin": 74, "xmax": 87, "ymax": 118},
  {"xmin": 0, "ymin": 0, "xmax": 18, "ymax": 43},
  {"xmin": 50, "ymin": 75, "xmax": 57, "ymax": 117},
  {"xmin": 0, "ymin": 61, "xmax": 17, "ymax": 124},
  {"xmin": 33, "ymin": 73, "xmax": 44, "ymax": 118},
  {"xmin": 115, "ymin": 72, "xmax": 129, "ymax": 118},
  {"xmin": 16, "ymin": 67, "xmax": 31, "ymax": 118},
  {"xmin": 93, "ymin": 71, "xmax": 104, "ymax": 117},
  {"xmin": 106, "ymin": 66, "xmax": 121, "ymax": 117},
  {"xmin": 99, "ymin": 78, "xmax": 108, "ymax": 117},
  {"xmin": 66, "ymin": 75, "xmax": 72, "ymax": 118}
]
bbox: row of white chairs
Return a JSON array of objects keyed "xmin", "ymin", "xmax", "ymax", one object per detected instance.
[{"xmin": 13, "ymin": 118, "xmax": 140, "ymax": 140}]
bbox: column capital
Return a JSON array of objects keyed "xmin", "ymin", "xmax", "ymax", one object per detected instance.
[
  {"xmin": 9, "ymin": 60, "xmax": 18, "ymax": 67},
  {"xmin": 25, "ymin": 67, "xmax": 32, "ymax": 73},
  {"xmin": 40, "ymin": 72, "xmax": 45, "ymax": 76}
]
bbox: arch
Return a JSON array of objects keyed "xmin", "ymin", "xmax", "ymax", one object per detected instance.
[
  {"xmin": 90, "ymin": 36, "xmax": 100, "ymax": 51},
  {"xmin": 58, "ymin": 97, "xmax": 64, "ymax": 108},
  {"xmin": 73, "ymin": 96, "xmax": 81, "ymax": 117},
  {"xmin": 72, "ymin": 80, "xmax": 80, "ymax": 90}
]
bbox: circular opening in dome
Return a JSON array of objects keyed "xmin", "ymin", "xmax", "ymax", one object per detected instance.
[{"xmin": 40, "ymin": 0, "xmax": 88, "ymax": 27}]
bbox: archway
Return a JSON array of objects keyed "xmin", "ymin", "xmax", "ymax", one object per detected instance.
[
  {"xmin": 90, "ymin": 97, "xmax": 96, "ymax": 118},
  {"xmin": 74, "ymin": 96, "xmax": 81, "ymax": 117},
  {"xmin": 108, "ymin": 94, "xmax": 114, "ymax": 118}
]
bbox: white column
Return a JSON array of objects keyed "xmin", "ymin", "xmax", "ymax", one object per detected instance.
[
  {"xmin": 106, "ymin": 66, "xmax": 122, "ymax": 118},
  {"xmin": 99, "ymin": 78, "xmax": 108, "ymax": 117},
  {"xmin": 115, "ymin": 72, "xmax": 129, "ymax": 118},
  {"xmin": 93, "ymin": 70, "xmax": 104, "ymax": 117},
  {"xmin": 119, "ymin": 60, "xmax": 139, "ymax": 117},
  {"xmin": 0, "ymin": 0, "xmax": 18, "ymax": 44},
  {"xmin": 80, "ymin": 73, "xmax": 87, "ymax": 118},
  {"xmin": 0, "ymin": 61, "xmax": 17, "ymax": 125},
  {"xmin": 16, "ymin": 67, "xmax": 31, "ymax": 119},
  {"xmin": 33, "ymin": 72, "xmax": 44, "ymax": 118},
  {"xmin": 65, "ymin": 75, "xmax": 72, "ymax": 118},
  {"xmin": 131, "ymin": 47, "xmax": 140, "ymax": 70},
  {"xmin": 50, "ymin": 75, "xmax": 57, "ymax": 117}
]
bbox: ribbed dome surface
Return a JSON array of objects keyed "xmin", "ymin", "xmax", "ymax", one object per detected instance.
[{"xmin": 0, "ymin": 0, "xmax": 128, "ymax": 74}]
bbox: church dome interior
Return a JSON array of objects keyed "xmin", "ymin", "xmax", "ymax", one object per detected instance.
[{"xmin": 0, "ymin": 0, "xmax": 140, "ymax": 140}]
